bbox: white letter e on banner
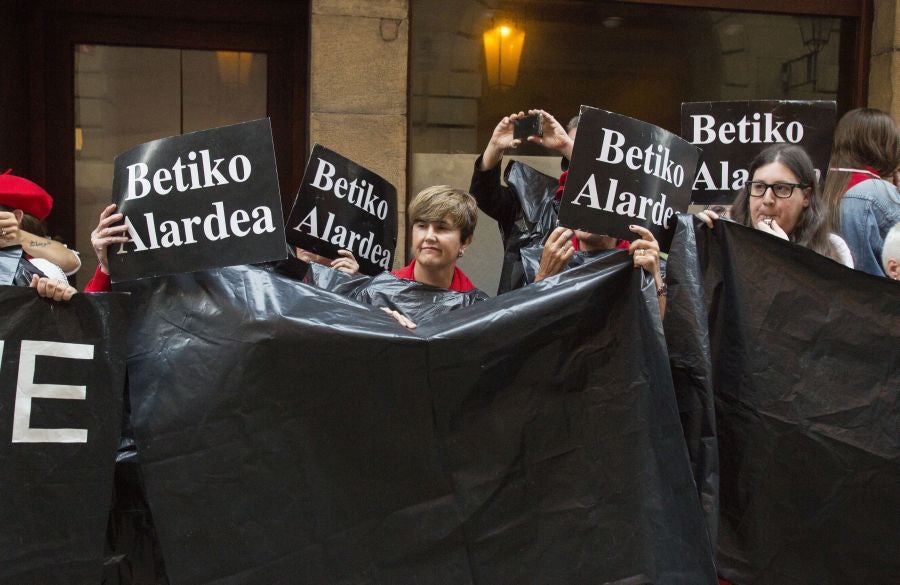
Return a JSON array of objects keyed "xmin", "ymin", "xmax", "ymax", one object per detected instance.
[{"xmin": 11, "ymin": 340, "xmax": 95, "ymax": 444}]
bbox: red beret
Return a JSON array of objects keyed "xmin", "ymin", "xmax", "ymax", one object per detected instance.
[{"xmin": 0, "ymin": 169, "xmax": 53, "ymax": 220}]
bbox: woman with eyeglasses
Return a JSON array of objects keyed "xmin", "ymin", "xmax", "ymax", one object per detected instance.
[{"xmin": 696, "ymin": 143, "xmax": 854, "ymax": 267}]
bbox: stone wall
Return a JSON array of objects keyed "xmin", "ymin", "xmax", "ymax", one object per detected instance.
[
  {"xmin": 869, "ymin": 0, "xmax": 900, "ymax": 118},
  {"xmin": 309, "ymin": 0, "xmax": 410, "ymax": 265}
]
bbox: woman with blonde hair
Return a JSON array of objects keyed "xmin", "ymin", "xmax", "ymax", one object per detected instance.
[{"xmin": 355, "ymin": 185, "xmax": 487, "ymax": 328}]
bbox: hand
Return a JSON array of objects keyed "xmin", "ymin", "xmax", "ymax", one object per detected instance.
[
  {"xmin": 628, "ymin": 225, "xmax": 666, "ymax": 319},
  {"xmin": 0, "ymin": 211, "xmax": 21, "ymax": 246},
  {"xmin": 30, "ymin": 274, "xmax": 77, "ymax": 302},
  {"xmin": 755, "ymin": 217, "xmax": 789, "ymax": 240},
  {"xmin": 381, "ymin": 307, "xmax": 417, "ymax": 329},
  {"xmin": 535, "ymin": 226, "xmax": 575, "ymax": 282},
  {"xmin": 330, "ymin": 249, "xmax": 359, "ymax": 275},
  {"xmin": 695, "ymin": 209, "xmax": 719, "ymax": 229},
  {"xmin": 527, "ymin": 109, "xmax": 574, "ymax": 159},
  {"xmin": 628, "ymin": 225, "xmax": 662, "ymax": 281},
  {"xmin": 479, "ymin": 111, "xmax": 526, "ymax": 170},
  {"xmin": 91, "ymin": 204, "xmax": 130, "ymax": 274}
]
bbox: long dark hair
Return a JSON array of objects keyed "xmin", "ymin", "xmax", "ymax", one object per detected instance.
[
  {"xmin": 732, "ymin": 143, "xmax": 840, "ymax": 262},
  {"xmin": 822, "ymin": 108, "xmax": 900, "ymax": 231}
]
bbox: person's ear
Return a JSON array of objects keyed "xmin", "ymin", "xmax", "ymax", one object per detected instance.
[
  {"xmin": 801, "ymin": 187, "xmax": 811, "ymax": 208},
  {"xmin": 888, "ymin": 258, "xmax": 900, "ymax": 280},
  {"xmin": 13, "ymin": 209, "xmax": 24, "ymax": 223}
]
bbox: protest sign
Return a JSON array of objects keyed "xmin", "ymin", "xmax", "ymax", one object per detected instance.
[
  {"xmin": 109, "ymin": 118, "xmax": 286, "ymax": 282},
  {"xmin": 681, "ymin": 100, "xmax": 836, "ymax": 205},
  {"xmin": 558, "ymin": 106, "xmax": 700, "ymax": 252},
  {"xmin": 0, "ymin": 287, "xmax": 129, "ymax": 585},
  {"xmin": 286, "ymin": 144, "xmax": 397, "ymax": 276}
]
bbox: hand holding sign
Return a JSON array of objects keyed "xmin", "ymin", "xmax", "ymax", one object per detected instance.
[{"xmin": 91, "ymin": 204, "xmax": 129, "ymax": 276}]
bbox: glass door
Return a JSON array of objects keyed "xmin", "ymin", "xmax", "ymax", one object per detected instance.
[{"xmin": 74, "ymin": 45, "xmax": 267, "ymax": 284}]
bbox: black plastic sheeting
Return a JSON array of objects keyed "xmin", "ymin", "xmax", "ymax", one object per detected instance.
[
  {"xmin": 0, "ymin": 285, "xmax": 129, "ymax": 585},
  {"xmin": 697, "ymin": 220, "xmax": 900, "ymax": 584},
  {"xmin": 118, "ymin": 254, "xmax": 717, "ymax": 585},
  {"xmin": 469, "ymin": 160, "xmax": 560, "ymax": 294},
  {"xmin": 662, "ymin": 215, "xmax": 719, "ymax": 549}
]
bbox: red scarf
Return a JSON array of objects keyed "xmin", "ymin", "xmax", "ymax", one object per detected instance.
[
  {"xmin": 842, "ymin": 166, "xmax": 882, "ymax": 190},
  {"xmin": 392, "ymin": 259, "xmax": 476, "ymax": 292}
]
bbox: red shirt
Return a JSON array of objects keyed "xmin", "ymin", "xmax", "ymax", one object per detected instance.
[
  {"xmin": 84, "ymin": 265, "xmax": 111, "ymax": 292},
  {"xmin": 392, "ymin": 259, "xmax": 476, "ymax": 292}
]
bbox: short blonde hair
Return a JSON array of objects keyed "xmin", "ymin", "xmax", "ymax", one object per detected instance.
[{"xmin": 408, "ymin": 185, "xmax": 478, "ymax": 242}]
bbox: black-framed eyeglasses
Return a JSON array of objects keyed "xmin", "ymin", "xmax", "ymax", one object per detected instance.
[{"xmin": 747, "ymin": 181, "xmax": 806, "ymax": 198}]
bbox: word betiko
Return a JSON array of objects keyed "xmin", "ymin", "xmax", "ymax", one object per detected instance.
[
  {"xmin": 118, "ymin": 150, "xmax": 275, "ymax": 252},
  {"xmin": 680, "ymin": 101, "xmax": 836, "ymax": 205},
  {"xmin": 286, "ymin": 144, "xmax": 398, "ymax": 277},
  {"xmin": 559, "ymin": 106, "xmax": 699, "ymax": 252},
  {"xmin": 109, "ymin": 119, "xmax": 287, "ymax": 282}
]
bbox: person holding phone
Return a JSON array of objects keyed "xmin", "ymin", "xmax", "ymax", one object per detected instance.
[{"xmin": 469, "ymin": 109, "xmax": 580, "ymax": 294}]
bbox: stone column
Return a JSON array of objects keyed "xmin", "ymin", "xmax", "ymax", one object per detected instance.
[
  {"xmin": 309, "ymin": 0, "xmax": 410, "ymax": 267},
  {"xmin": 869, "ymin": 0, "xmax": 900, "ymax": 118}
]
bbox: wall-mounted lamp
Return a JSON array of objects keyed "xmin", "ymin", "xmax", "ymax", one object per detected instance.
[
  {"xmin": 216, "ymin": 51, "xmax": 254, "ymax": 87},
  {"xmin": 780, "ymin": 17, "xmax": 835, "ymax": 94},
  {"xmin": 483, "ymin": 21, "xmax": 525, "ymax": 91},
  {"xmin": 798, "ymin": 17, "xmax": 832, "ymax": 52},
  {"xmin": 75, "ymin": 126, "xmax": 83, "ymax": 154}
]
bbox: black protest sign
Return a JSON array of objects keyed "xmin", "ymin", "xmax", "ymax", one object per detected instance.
[
  {"xmin": 681, "ymin": 101, "xmax": 836, "ymax": 205},
  {"xmin": 109, "ymin": 118, "xmax": 286, "ymax": 282},
  {"xmin": 0, "ymin": 287, "xmax": 129, "ymax": 585},
  {"xmin": 286, "ymin": 144, "xmax": 397, "ymax": 276},
  {"xmin": 558, "ymin": 106, "xmax": 700, "ymax": 252}
]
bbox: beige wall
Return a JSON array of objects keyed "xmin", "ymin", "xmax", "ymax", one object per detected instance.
[
  {"xmin": 869, "ymin": 0, "xmax": 900, "ymax": 118},
  {"xmin": 309, "ymin": 0, "xmax": 410, "ymax": 266}
]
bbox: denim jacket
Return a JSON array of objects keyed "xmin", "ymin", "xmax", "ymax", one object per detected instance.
[{"xmin": 840, "ymin": 178, "xmax": 900, "ymax": 277}]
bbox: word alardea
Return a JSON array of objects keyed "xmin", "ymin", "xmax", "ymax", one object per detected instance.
[{"xmin": 116, "ymin": 149, "xmax": 276, "ymax": 254}]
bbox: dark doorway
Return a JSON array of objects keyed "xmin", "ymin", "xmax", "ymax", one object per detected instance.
[{"xmin": 0, "ymin": 1, "xmax": 309, "ymax": 285}]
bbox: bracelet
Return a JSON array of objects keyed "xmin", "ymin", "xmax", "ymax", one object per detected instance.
[{"xmin": 656, "ymin": 282, "xmax": 668, "ymax": 297}]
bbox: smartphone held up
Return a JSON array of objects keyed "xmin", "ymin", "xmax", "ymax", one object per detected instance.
[{"xmin": 514, "ymin": 114, "xmax": 543, "ymax": 140}]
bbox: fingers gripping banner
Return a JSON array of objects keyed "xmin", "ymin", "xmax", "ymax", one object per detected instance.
[
  {"xmin": 120, "ymin": 257, "xmax": 717, "ymax": 584},
  {"xmin": 0, "ymin": 287, "xmax": 129, "ymax": 585},
  {"xmin": 696, "ymin": 221, "xmax": 900, "ymax": 585}
]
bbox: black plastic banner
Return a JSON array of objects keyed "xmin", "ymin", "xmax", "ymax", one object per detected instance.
[
  {"xmin": 286, "ymin": 144, "xmax": 397, "ymax": 276},
  {"xmin": 109, "ymin": 118, "xmax": 286, "ymax": 282},
  {"xmin": 119, "ymin": 258, "xmax": 717, "ymax": 585},
  {"xmin": 558, "ymin": 106, "xmax": 700, "ymax": 252},
  {"xmin": 695, "ymin": 220, "xmax": 900, "ymax": 584},
  {"xmin": 681, "ymin": 101, "xmax": 836, "ymax": 205},
  {"xmin": 0, "ymin": 287, "xmax": 129, "ymax": 585}
]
